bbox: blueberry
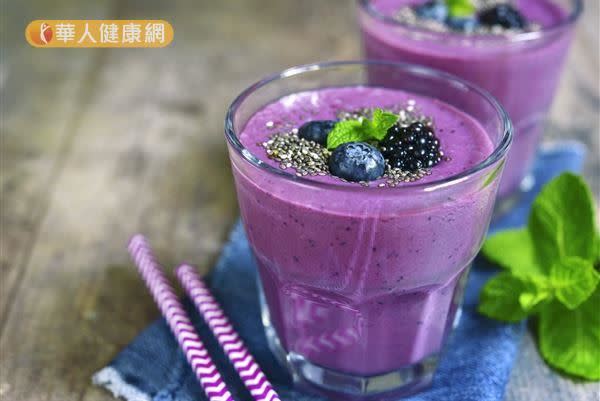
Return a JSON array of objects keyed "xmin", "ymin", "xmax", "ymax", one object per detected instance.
[
  {"xmin": 298, "ymin": 120, "xmax": 337, "ymax": 146},
  {"xmin": 446, "ymin": 16, "xmax": 479, "ymax": 32},
  {"xmin": 328, "ymin": 142, "xmax": 385, "ymax": 182},
  {"xmin": 478, "ymin": 4, "xmax": 526, "ymax": 29},
  {"xmin": 415, "ymin": 1, "xmax": 448, "ymax": 22}
]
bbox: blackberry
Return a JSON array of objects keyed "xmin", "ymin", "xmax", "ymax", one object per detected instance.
[
  {"xmin": 478, "ymin": 4, "xmax": 526, "ymax": 29},
  {"xmin": 380, "ymin": 122, "xmax": 443, "ymax": 172}
]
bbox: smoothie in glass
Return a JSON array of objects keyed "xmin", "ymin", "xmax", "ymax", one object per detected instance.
[
  {"xmin": 358, "ymin": 0, "xmax": 581, "ymax": 198},
  {"xmin": 225, "ymin": 61, "xmax": 512, "ymax": 400}
]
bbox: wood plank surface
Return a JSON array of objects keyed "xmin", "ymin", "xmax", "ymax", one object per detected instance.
[
  {"xmin": 0, "ymin": 0, "xmax": 114, "ymax": 335},
  {"xmin": 0, "ymin": 1, "xmax": 598, "ymax": 400}
]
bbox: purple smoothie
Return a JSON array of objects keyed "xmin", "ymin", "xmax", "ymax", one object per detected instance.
[
  {"xmin": 231, "ymin": 87, "xmax": 496, "ymax": 380},
  {"xmin": 359, "ymin": 0, "xmax": 580, "ymax": 198}
]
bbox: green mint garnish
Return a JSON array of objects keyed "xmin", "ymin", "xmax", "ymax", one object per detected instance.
[
  {"xmin": 446, "ymin": 0, "xmax": 476, "ymax": 18},
  {"xmin": 529, "ymin": 171, "xmax": 598, "ymax": 265},
  {"xmin": 478, "ymin": 273, "xmax": 537, "ymax": 322},
  {"xmin": 550, "ymin": 257, "xmax": 599, "ymax": 310},
  {"xmin": 326, "ymin": 109, "xmax": 398, "ymax": 150},
  {"xmin": 482, "ymin": 228, "xmax": 543, "ymax": 275},
  {"xmin": 479, "ymin": 172, "xmax": 600, "ymax": 380},
  {"xmin": 326, "ymin": 120, "xmax": 365, "ymax": 149},
  {"xmin": 539, "ymin": 289, "xmax": 600, "ymax": 380}
]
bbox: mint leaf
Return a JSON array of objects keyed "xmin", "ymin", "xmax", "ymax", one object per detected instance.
[
  {"xmin": 518, "ymin": 290, "xmax": 550, "ymax": 311},
  {"xmin": 478, "ymin": 273, "xmax": 533, "ymax": 322},
  {"xmin": 479, "ymin": 173, "xmax": 600, "ymax": 380},
  {"xmin": 550, "ymin": 257, "xmax": 599, "ymax": 310},
  {"xmin": 594, "ymin": 233, "xmax": 600, "ymax": 262},
  {"xmin": 482, "ymin": 229, "xmax": 545, "ymax": 275},
  {"xmin": 371, "ymin": 109, "xmax": 399, "ymax": 140},
  {"xmin": 447, "ymin": 0, "xmax": 475, "ymax": 17},
  {"xmin": 538, "ymin": 288, "xmax": 600, "ymax": 380},
  {"xmin": 326, "ymin": 120, "xmax": 367, "ymax": 149},
  {"xmin": 529, "ymin": 173, "xmax": 597, "ymax": 267},
  {"xmin": 529, "ymin": 204, "xmax": 563, "ymax": 268},
  {"xmin": 518, "ymin": 275, "xmax": 553, "ymax": 311},
  {"xmin": 481, "ymin": 249, "xmax": 599, "ymax": 313},
  {"xmin": 326, "ymin": 109, "xmax": 398, "ymax": 149}
]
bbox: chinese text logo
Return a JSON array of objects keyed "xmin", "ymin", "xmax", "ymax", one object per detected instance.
[{"xmin": 26, "ymin": 20, "xmax": 173, "ymax": 48}]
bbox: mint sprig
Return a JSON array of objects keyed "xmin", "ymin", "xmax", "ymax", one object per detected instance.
[
  {"xmin": 478, "ymin": 273, "xmax": 538, "ymax": 322},
  {"xmin": 479, "ymin": 173, "xmax": 600, "ymax": 380},
  {"xmin": 550, "ymin": 257, "xmax": 598, "ymax": 310},
  {"xmin": 446, "ymin": 0, "xmax": 476, "ymax": 18},
  {"xmin": 326, "ymin": 109, "xmax": 398, "ymax": 150},
  {"xmin": 539, "ymin": 289, "xmax": 600, "ymax": 380}
]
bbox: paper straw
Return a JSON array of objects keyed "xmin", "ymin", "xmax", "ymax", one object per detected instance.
[
  {"xmin": 176, "ymin": 264, "xmax": 281, "ymax": 401},
  {"xmin": 128, "ymin": 235, "xmax": 234, "ymax": 401}
]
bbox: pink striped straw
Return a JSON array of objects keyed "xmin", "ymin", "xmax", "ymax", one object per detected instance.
[
  {"xmin": 176, "ymin": 264, "xmax": 281, "ymax": 401},
  {"xmin": 128, "ymin": 235, "xmax": 234, "ymax": 401}
]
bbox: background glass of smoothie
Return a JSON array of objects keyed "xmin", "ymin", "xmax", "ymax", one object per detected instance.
[
  {"xmin": 225, "ymin": 61, "xmax": 512, "ymax": 400},
  {"xmin": 358, "ymin": 0, "xmax": 582, "ymax": 199}
]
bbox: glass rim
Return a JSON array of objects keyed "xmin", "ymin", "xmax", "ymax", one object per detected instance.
[
  {"xmin": 224, "ymin": 60, "xmax": 513, "ymax": 191},
  {"xmin": 358, "ymin": 0, "xmax": 583, "ymax": 44}
]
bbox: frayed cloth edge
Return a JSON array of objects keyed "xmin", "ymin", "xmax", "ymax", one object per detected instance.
[{"xmin": 93, "ymin": 367, "xmax": 152, "ymax": 401}]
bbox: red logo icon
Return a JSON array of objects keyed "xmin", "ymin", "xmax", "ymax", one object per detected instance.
[{"xmin": 29, "ymin": 22, "xmax": 53, "ymax": 45}]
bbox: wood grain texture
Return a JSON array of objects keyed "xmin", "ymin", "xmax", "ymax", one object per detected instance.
[
  {"xmin": 0, "ymin": 0, "xmax": 113, "ymax": 334},
  {"xmin": 0, "ymin": 0, "xmax": 597, "ymax": 400}
]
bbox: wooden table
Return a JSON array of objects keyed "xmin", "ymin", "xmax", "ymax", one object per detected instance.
[{"xmin": 1, "ymin": 1, "xmax": 598, "ymax": 400}]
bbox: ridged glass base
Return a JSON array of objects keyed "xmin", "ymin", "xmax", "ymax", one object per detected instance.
[{"xmin": 258, "ymin": 278, "xmax": 439, "ymax": 400}]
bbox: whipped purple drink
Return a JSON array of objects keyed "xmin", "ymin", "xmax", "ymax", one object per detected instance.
[
  {"xmin": 359, "ymin": 0, "xmax": 580, "ymax": 198},
  {"xmin": 225, "ymin": 62, "xmax": 511, "ymax": 399}
]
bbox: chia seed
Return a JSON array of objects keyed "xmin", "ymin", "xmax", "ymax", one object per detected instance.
[
  {"xmin": 336, "ymin": 104, "xmax": 432, "ymax": 128},
  {"xmin": 384, "ymin": 165, "xmax": 431, "ymax": 187},
  {"xmin": 261, "ymin": 133, "xmax": 331, "ymax": 176},
  {"xmin": 262, "ymin": 103, "xmax": 442, "ymax": 187}
]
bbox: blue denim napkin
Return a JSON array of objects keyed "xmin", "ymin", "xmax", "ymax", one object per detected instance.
[{"xmin": 94, "ymin": 143, "xmax": 586, "ymax": 401}]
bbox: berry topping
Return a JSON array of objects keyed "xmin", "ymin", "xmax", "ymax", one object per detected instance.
[
  {"xmin": 380, "ymin": 122, "xmax": 443, "ymax": 172},
  {"xmin": 446, "ymin": 16, "xmax": 479, "ymax": 32},
  {"xmin": 298, "ymin": 120, "xmax": 337, "ymax": 146},
  {"xmin": 328, "ymin": 142, "xmax": 386, "ymax": 182},
  {"xmin": 415, "ymin": 1, "xmax": 448, "ymax": 22},
  {"xmin": 478, "ymin": 4, "xmax": 526, "ymax": 29}
]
